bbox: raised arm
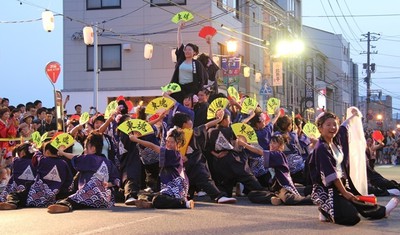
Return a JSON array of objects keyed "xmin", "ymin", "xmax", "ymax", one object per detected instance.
[
  {"xmin": 241, "ymin": 110, "xmax": 255, "ymax": 124},
  {"xmin": 237, "ymin": 138, "xmax": 263, "ymax": 155},
  {"xmin": 206, "ymin": 36, "xmax": 213, "ymax": 58},
  {"xmin": 129, "ymin": 133, "xmax": 161, "ymax": 154},
  {"xmin": 177, "ymin": 22, "xmax": 184, "ymax": 48},
  {"xmin": 270, "ymin": 107, "xmax": 280, "ymax": 125},
  {"xmin": 97, "ymin": 111, "xmax": 116, "ymax": 134},
  {"xmin": 148, "ymin": 109, "xmax": 169, "ymax": 126},
  {"xmin": 68, "ymin": 123, "xmax": 84, "ymax": 137},
  {"xmin": 204, "ymin": 109, "xmax": 224, "ymax": 129},
  {"xmin": 57, "ymin": 148, "xmax": 76, "ymax": 160}
]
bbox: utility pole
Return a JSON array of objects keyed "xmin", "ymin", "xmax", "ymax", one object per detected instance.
[{"xmin": 360, "ymin": 32, "xmax": 379, "ymax": 124}]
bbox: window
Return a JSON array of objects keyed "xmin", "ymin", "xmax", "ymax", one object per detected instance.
[
  {"xmin": 150, "ymin": 0, "xmax": 186, "ymax": 6},
  {"xmin": 87, "ymin": 0, "xmax": 121, "ymax": 10},
  {"xmin": 217, "ymin": 0, "xmax": 239, "ymax": 19},
  {"xmin": 87, "ymin": 44, "xmax": 121, "ymax": 71}
]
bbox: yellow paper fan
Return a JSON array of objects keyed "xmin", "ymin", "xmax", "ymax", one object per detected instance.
[
  {"xmin": 50, "ymin": 132, "xmax": 75, "ymax": 150},
  {"xmin": 178, "ymin": 128, "xmax": 193, "ymax": 157},
  {"xmin": 79, "ymin": 112, "xmax": 90, "ymax": 125},
  {"xmin": 302, "ymin": 122, "xmax": 321, "ymax": 139},
  {"xmin": 231, "ymin": 123, "xmax": 258, "ymax": 144},
  {"xmin": 31, "ymin": 131, "xmax": 47, "ymax": 148},
  {"xmin": 267, "ymin": 97, "xmax": 280, "ymax": 115},
  {"xmin": 227, "ymin": 86, "xmax": 239, "ymax": 102},
  {"xmin": 241, "ymin": 97, "xmax": 258, "ymax": 114},
  {"xmin": 104, "ymin": 100, "xmax": 118, "ymax": 119},
  {"xmin": 117, "ymin": 119, "xmax": 154, "ymax": 136},
  {"xmin": 171, "ymin": 11, "xmax": 194, "ymax": 24},
  {"xmin": 145, "ymin": 97, "xmax": 175, "ymax": 115},
  {"xmin": 207, "ymin": 97, "xmax": 229, "ymax": 120},
  {"xmin": 161, "ymin": 83, "xmax": 181, "ymax": 94}
]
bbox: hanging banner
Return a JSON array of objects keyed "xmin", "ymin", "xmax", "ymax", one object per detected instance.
[
  {"xmin": 272, "ymin": 61, "xmax": 283, "ymax": 86},
  {"xmin": 304, "ymin": 58, "xmax": 315, "ymax": 109},
  {"xmin": 221, "ymin": 56, "xmax": 241, "ymax": 77}
]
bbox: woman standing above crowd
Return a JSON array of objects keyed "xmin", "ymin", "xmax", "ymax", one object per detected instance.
[{"xmin": 170, "ymin": 22, "xmax": 208, "ymax": 104}]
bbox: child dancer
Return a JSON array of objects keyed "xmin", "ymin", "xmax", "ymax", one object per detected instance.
[
  {"xmin": 26, "ymin": 141, "xmax": 73, "ymax": 207},
  {"xmin": 0, "ymin": 142, "xmax": 36, "ymax": 209},
  {"xmin": 129, "ymin": 128, "xmax": 194, "ymax": 209},
  {"xmin": 238, "ymin": 135, "xmax": 313, "ymax": 205},
  {"xmin": 47, "ymin": 131, "xmax": 120, "ymax": 213}
]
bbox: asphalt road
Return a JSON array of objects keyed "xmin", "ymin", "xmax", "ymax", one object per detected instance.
[{"xmin": 1, "ymin": 165, "xmax": 399, "ymax": 235}]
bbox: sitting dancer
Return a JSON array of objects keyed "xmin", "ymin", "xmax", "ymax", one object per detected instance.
[
  {"xmin": 172, "ymin": 112, "xmax": 236, "ymax": 204},
  {"xmin": 47, "ymin": 131, "xmax": 120, "ymax": 213},
  {"xmin": 238, "ymin": 135, "xmax": 312, "ymax": 205},
  {"xmin": 309, "ymin": 112, "xmax": 399, "ymax": 226},
  {"xmin": 129, "ymin": 128, "xmax": 194, "ymax": 209},
  {"xmin": 26, "ymin": 141, "xmax": 74, "ymax": 207},
  {"xmin": 0, "ymin": 142, "xmax": 37, "ymax": 209}
]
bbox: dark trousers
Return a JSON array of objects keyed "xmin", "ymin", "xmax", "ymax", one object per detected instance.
[
  {"xmin": 247, "ymin": 190, "xmax": 276, "ymax": 204},
  {"xmin": 333, "ymin": 194, "xmax": 386, "ymax": 226},
  {"xmin": 6, "ymin": 189, "xmax": 29, "ymax": 208},
  {"xmin": 186, "ymin": 161, "xmax": 225, "ymax": 201},
  {"xmin": 143, "ymin": 162, "xmax": 160, "ymax": 192},
  {"xmin": 152, "ymin": 194, "xmax": 187, "ymax": 209},
  {"xmin": 123, "ymin": 179, "xmax": 140, "ymax": 200},
  {"xmin": 214, "ymin": 154, "xmax": 263, "ymax": 197}
]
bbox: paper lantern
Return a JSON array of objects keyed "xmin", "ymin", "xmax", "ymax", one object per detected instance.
[
  {"xmin": 243, "ymin": 66, "xmax": 250, "ymax": 78},
  {"xmin": 42, "ymin": 10, "xmax": 54, "ymax": 32},
  {"xmin": 83, "ymin": 26, "xmax": 94, "ymax": 45},
  {"xmin": 255, "ymin": 72, "xmax": 261, "ymax": 83},
  {"xmin": 144, "ymin": 43, "xmax": 153, "ymax": 60}
]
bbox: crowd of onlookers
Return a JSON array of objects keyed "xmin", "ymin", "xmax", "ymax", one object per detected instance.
[{"xmin": 365, "ymin": 129, "xmax": 400, "ymax": 166}]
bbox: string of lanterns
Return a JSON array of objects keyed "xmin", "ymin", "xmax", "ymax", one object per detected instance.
[{"xmin": 41, "ymin": 9, "xmax": 264, "ymax": 78}]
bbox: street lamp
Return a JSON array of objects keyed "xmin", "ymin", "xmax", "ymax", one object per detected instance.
[
  {"xmin": 224, "ymin": 39, "xmax": 238, "ymax": 90},
  {"xmin": 274, "ymin": 39, "xmax": 304, "ymax": 113},
  {"xmin": 376, "ymin": 114, "xmax": 383, "ymax": 129},
  {"xmin": 227, "ymin": 38, "xmax": 238, "ymax": 54}
]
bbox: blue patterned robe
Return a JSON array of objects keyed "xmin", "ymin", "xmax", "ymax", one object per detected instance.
[
  {"xmin": 26, "ymin": 153, "xmax": 73, "ymax": 207},
  {"xmin": 0, "ymin": 157, "xmax": 36, "ymax": 202},
  {"xmin": 309, "ymin": 138, "xmax": 345, "ymax": 221},
  {"xmin": 159, "ymin": 148, "xmax": 189, "ymax": 199},
  {"xmin": 67, "ymin": 154, "xmax": 120, "ymax": 208}
]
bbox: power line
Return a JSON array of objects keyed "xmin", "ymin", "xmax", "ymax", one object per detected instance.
[{"xmin": 303, "ymin": 13, "xmax": 400, "ymax": 17}]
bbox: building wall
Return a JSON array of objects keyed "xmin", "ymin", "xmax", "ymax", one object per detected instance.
[
  {"xmin": 302, "ymin": 26, "xmax": 356, "ymax": 119},
  {"xmin": 62, "ymin": 0, "xmax": 257, "ymax": 113}
]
